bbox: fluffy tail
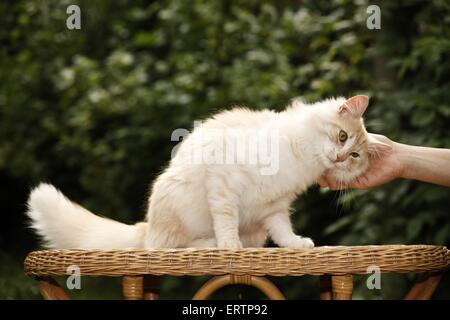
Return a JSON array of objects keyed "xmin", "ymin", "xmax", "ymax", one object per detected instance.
[{"xmin": 26, "ymin": 183, "xmax": 147, "ymax": 249}]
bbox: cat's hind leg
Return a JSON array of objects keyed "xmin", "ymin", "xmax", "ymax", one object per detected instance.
[
  {"xmin": 240, "ymin": 227, "xmax": 268, "ymax": 248},
  {"xmin": 185, "ymin": 230, "xmax": 268, "ymax": 248},
  {"xmin": 186, "ymin": 237, "xmax": 217, "ymax": 248}
]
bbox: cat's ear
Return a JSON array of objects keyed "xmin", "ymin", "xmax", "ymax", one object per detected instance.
[{"xmin": 339, "ymin": 95, "xmax": 369, "ymax": 118}]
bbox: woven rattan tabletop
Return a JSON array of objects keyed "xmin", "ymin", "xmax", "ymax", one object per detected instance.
[{"xmin": 25, "ymin": 245, "xmax": 450, "ymax": 277}]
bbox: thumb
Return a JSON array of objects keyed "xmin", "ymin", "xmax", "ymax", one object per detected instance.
[{"xmin": 318, "ymin": 176, "xmax": 330, "ymax": 188}]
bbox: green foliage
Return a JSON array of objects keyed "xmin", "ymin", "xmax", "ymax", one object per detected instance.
[{"xmin": 0, "ymin": 0, "xmax": 449, "ymax": 299}]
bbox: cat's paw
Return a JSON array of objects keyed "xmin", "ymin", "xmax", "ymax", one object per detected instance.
[
  {"xmin": 217, "ymin": 238, "xmax": 243, "ymax": 249},
  {"xmin": 285, "ymin": 236, "xmax": 315, "ymax": 249}
]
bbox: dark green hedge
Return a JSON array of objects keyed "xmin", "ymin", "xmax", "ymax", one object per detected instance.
[{"xmin": 0, "ymin": 0, "xmax": 449, "ymax": 299}]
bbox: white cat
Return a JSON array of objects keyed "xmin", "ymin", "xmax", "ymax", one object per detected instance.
[{"xmin": 27, "ymin": 95, "xmax": 389, "ymax": 249}]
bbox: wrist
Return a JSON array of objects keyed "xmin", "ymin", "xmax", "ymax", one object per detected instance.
[{"xmin": 394, "ymin": 142, "xmax": 413, "ymax": 179}]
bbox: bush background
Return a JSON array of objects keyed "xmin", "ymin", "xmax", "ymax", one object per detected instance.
[{"xmin": 0, "ymin": 0, "xmax": 449, "ymax": 299}]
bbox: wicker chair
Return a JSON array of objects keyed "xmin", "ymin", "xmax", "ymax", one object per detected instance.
[{"xmin": 24, "ymin": 245, "xmax": 450, "ymax": 300}]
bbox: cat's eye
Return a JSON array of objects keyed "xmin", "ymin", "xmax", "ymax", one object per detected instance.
[
  {"xmin": 338, "ymin": 130, "xmax": 348, "ymax": 143},
  {"xmin": 350, "ymin": 152, "xmax": 360, "ymax": 158}
]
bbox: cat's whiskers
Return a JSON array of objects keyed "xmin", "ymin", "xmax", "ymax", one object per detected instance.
[{"xmin": 335, "ymin": 178, "xmax": 345, "ymax": 216}]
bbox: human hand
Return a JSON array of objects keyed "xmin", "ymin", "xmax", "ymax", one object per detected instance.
[{"xmin": 319, "ymin": 134, "xmax": 404, "ymax": 190}]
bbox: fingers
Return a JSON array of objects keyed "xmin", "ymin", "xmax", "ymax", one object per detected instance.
[
  {"xmin": 319, "ymin": 173, "xmax": 370, "ymax": 190},
  {"xmin": 317, "ymin": 177, "xmax": 329, "ymax": 188},
  {"xmin": 318, "ymin": 175, "xmax": 348, "ymax": 190},
  {"xmin": 353, "ymin": 175, "xmax": 370, "ymax": 190}
]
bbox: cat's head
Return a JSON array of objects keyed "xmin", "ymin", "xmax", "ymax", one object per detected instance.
[{"xmin": 314, "ymin": 95, "xmax": 390, "ymax": 184}]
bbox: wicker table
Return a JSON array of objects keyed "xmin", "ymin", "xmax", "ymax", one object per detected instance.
[{"xmin": 24, "ymin": 245, "xmax": 450, "ymax": 300}]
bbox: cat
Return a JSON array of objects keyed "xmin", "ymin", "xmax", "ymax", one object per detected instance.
[{"xmin": 26, "ymin": 95, "xmax": 390, "ymax": 249}]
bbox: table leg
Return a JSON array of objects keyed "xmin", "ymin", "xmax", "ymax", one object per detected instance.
[
  {"xmin": 319, "ymin": 275, "xmax": 332, "ymax": 300},
  {"xmin": 36, "ymin": 276, "xmax": 71, "ymax": 300},
  {"xmin": 332, "ymin": 275, "xmax": 353, "ymax": 300},
  {"xmin": 143, "ymin": 275, "xmax": 160, "ymax": 300},
  {"xmin": 404, "ymin": 272, "xmax": 442, "ymax": 300},
  {"xmin": 123, "ymin": 275, "xmax": 144, "ymax": 300}
]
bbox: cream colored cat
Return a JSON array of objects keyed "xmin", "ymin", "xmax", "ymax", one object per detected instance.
[{"xmin": 27, "ymin": 95, "xmax": 389, "ymax": 249}]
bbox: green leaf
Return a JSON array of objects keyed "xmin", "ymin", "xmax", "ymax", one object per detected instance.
[{"xmin": 407, "ymin": 219, "xmax": 424, "ymax": 241}]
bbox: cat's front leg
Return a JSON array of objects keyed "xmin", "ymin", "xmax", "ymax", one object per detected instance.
[{"xmin": 264, "ymin": 212, "xmax": 314, "ymax": 248}]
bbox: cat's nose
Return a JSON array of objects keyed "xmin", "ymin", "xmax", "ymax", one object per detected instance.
[{"xmin": 335, "ymin": 154, "xmax": 346, "ymax": 162}]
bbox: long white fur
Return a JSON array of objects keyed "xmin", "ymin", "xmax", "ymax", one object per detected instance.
[
  {"xmin": 27, "ymin": 184, "xmax": 146, "ymax": 248},
  {"xmin": 27, "ymin": 96, "xmax": 374, "ymax": 249}
]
